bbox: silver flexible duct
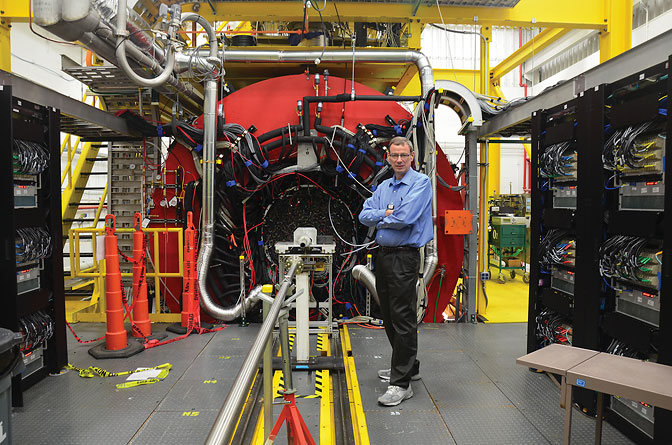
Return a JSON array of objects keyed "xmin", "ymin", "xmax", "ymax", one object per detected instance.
[
  {"xmin": 115, "ymin": 0, "xmax": 177, "ymax": 88},
  {"xmin": 351, "ymin": 265, "xmax": 380, "ymax": 306},
  {"xmin": 179, "ymin": 13, "xmax": 247, "ymax": 322}
]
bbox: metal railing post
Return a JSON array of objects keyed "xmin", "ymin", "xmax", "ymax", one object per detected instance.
[{"xmin": 206, "ymin": 259, "xmax": 301, "ymax": 445}]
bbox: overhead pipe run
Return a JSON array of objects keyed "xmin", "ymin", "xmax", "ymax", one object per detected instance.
[
  {"xmin": 114, "ymin": 0, "xmax": 178, "ymax": 88},
  {"xmin": 33, "ymin": 0, "xmax": 201, "ymax": 104}
]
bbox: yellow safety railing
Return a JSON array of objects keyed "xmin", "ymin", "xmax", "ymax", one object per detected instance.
[{"xmin": 67, "ymin": 226, "xmax": 184, "ymax": 323}]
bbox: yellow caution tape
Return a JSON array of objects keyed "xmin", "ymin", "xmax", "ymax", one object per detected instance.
[{"xmin": 65, "ymin": 363, "xmax": 172, "ymax": 389}]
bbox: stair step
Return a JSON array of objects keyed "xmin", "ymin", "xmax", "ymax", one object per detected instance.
[
  {"xmin": 65, "ymin": 252, "xmax": 93, "ymax": 257},
  {"xmin": 63, "ymin": 218, "xmax": 97, "ymax": 222},
  {"xmin": 75, "ymin": 187, "xmax": 106, "ymax": 191},
  {"xmin": 87, "ymin": 157, "xmax": 108, "ymax": 161},
  {"xmin": 80, "ymin": 172, "xmax": 107, "ymax": 176},
  {"xmin": 69, "ymin": 202, "xmax": 105, "ymax": 207}
]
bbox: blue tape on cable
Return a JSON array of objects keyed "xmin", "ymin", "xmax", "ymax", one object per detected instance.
[
  {"xmin": 245, "ymin": 160, "xmax": 252, "ymax": 167},
  {"xmin": 659, "ymin": 108, "xmax": 668, "ymax": 116},
  {"xmin": 348, "ymin": 172, "xmax": 356, "ymax": 179},
  {"xmin": 358, "ymin": 148, "xmax": 366, "ymax": 154},
  {"xmin": 573, "ymin": 122, "xmax": 578, "ymax": 127},
  {"xmin": 371, "ymin": 185, "xmax": 377, "ymax": 191},
  {"xmin": 394, "ymin": 125, "xmax": 402, "ymax": 135},
  {"xmin": 541, "ymin": 130, "xmax": 547, "ymax": 136},
  {"xmin": 194, "ymin": 143, "xmax": 203, "ymax": 153},
  {"xmin": 375, "ymin": 161, "xmax": 383, "ymax": 166},
  {"xmin": 345, "ymin": 302, "xmax": 352, "ymax": 309},
  {"xmin": 261, "ymin": 160, "xmax": 269, "ymax": 168},
  {"xmin": 417, "ymin": 120, "xmax": 422, "ymax": 128},
  {"xmin": 336, "ymin": 165, "xmax": 344, "ymax": 173},
  {"xmin": 372, "ymin": 129, "xmax": 377, "ymax": 136},
  {"xmin": 347, "ymin": 143, "xmax": 356, "ymax": 150},
  {"xmin": 226, "ymin": 180, "xmax": 236, "ymax": 187},
  {"xmin": 258, "ymin": 240, "xmax": 264, "ymax": 246},
  {"xmin": 157, "ymin": 125, "xmax": 163, "ymax": 137}
]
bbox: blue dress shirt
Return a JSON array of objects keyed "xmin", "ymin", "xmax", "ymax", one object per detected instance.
[{"xmin": 359, "ymin": 168, "xmax": 433, "ymax": 248}]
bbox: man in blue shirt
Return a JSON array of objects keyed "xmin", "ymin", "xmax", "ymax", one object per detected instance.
[{"xmin": 359, "ymin": 136, "xmax": 433, "ymax": 406}]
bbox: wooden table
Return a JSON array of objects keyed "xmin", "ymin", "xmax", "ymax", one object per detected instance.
[{"xmin": 517, "ymin": 344, "xmax": 672, "ymax": 444}]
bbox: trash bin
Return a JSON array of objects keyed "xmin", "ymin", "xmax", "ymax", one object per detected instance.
[{"xmin": 0, "ymin": 328, "xmax": 24, "ymax": 445}]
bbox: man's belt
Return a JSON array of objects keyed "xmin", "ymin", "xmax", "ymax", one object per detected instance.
[{"xmin": 379, "ymin": 245, "xmax": 419, "ymax": 252}]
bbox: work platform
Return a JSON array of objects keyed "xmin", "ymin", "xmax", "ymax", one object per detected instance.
[{"xmin": 12, "ymin": 323, "xmax": 635, "ymax": 444}]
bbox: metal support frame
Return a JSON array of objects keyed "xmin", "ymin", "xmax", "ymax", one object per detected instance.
[
  {"xmin": 464, "ymin": 131, "xmax": 479, "ymax": 322},
  {"xmin": 599, "ymin": 0, "xmax": 632, "ymax": 63},
  {"xmin": 0, "ymin": 70, "xmax": 137, "ymax": 140},
  {"xmin": 476, "ymin": 29, "xmax": 672, "ymax": 139},
  {"xmin": 490, "ymin": 28, "xmax": 570, "ymax": 85},
  {"xmin": 182, "ymin": 0, "xmax": 608, "ymax": 29}
]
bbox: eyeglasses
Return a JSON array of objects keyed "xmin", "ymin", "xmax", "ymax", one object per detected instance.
[{"xmin": 388, "ymin": 153, "xmax": 411, "ymax": 160}]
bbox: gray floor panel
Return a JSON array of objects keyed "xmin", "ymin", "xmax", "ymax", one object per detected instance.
[
  {"xmin": 130, "ymin": 410, "xmax": 218, "ymax": 444},
  {"xmin": 438, "ymin": 404, "xmax": 551, "ymax": 445},
  {"xmin": 426, "ymin": 379, "xmax": 516, "ymax": 410},
  {"xmin": 364, "ymin": 409, "xmax": 456, "ymax": 445},
  {"xmin": 14, "ymin": 406, "xmax": 149, "ymax": 445},
  {"xmin": 12, "ymin": 322, "xmax": 638, "ymax": 444},
  {"xmin": 157, "ymin": 378, "xmax": 236, "ymax": 411}
]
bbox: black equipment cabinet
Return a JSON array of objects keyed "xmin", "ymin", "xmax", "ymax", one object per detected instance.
[
  {"xmin": 529, "ymin": 58, "xmax": 672, "ymax": 443},
  {"xmin": 0, "ymin": 86, "xmax": 67, "ymax": 406}
]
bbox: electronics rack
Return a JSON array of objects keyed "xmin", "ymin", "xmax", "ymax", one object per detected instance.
[
  {"xmin": 529, "ymin": 57, "xmax": 672, "ymax": 443},
  {"xmin": 0, "ymin": 86, "xmax": 67, "ymax": 407}
]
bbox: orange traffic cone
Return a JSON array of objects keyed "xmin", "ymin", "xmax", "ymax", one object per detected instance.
[
  {"xmin": 89, "ymin": 215, "xmax": 144, "ymax": 359},
  {"xmin": 132, "ymin": 213, "xmax": 151, "ymax": 338},
  {"xmin": 167, "ymin": 211, "xmax": 212, "ymax": 334}
]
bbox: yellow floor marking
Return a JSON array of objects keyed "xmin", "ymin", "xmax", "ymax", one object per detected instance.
[{"xmin": 341, "ymin": 325, "xmax": 370, "ymax": 445}]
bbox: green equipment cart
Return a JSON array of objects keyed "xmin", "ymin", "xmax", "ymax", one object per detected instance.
[{"xmin": 488, "ymin": 216, "xmax": 529, "ymax": 284}]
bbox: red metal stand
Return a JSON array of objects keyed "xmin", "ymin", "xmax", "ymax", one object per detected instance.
[{"xmin": 267, "ymin": 392, "xmax": 316, "ymax": 445}]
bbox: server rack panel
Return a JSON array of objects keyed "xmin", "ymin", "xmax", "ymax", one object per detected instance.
[{"xmin": 0, "ymin": 86, "xmax": 67, "ymax": 407}]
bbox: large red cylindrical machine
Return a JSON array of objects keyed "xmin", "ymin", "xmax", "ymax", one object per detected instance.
[{"xmin": 148, "ymin": 74, "xmax": 463, "ymax": 322}]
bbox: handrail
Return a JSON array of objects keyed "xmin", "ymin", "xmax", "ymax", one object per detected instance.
[
  {"xmin": 206, "ymin": 259, "xmax": 301, "ymax": 445},
  {"xmin": 86, "ymin": 183, "xmax": 108, "ymax": 229},
  {"xmin": 68, "ymin": 226, "xmax": 184, "ymax": 314}
]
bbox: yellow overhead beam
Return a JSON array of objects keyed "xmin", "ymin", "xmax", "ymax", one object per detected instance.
[
  {"xmin": 184, "ymin": 0, "xmax": 607, "ymax": 29},
  {"xmin": 599, "ymin": 0, "xmax": 632, "ymax": 63},
  {"xmin": 0, "ymin": 0, "xmax": 29, "ymax": 21},
  {"xmin": 490, "ymin": 28, "xmax": 570, "ymax": 83},
  {"xmin": 0, "ymin": 22, "xmax": 10, "ymax": 71}
]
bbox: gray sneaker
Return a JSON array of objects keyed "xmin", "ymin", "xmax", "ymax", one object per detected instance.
[
  {"xmin": 377, "ymin": 385, "xmax": 413, "ymax": 406},
  {"xmin": 378, "ymin": 368, "xmax": 421, "ymax": 382}
]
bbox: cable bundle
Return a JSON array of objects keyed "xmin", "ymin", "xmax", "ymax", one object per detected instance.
[
  {"xmin": 539, "ymin": 229, "xmax": 574, "ymax": 271},
  {"xmin": 535, "ymin": 309, "xmax": 572, "ymax": 347},
  {"xmin": 539, "ymin": 141, "xmax": 575, "ymax": 179},
  {"xmin": 15, "ymin": 227, "xmax": 52, "ymax": 264},
  {"xmin": 13, "ymin": 139, "xmax": 50, "ymax": 175},
  {"xmin": 602, "ymin": 121, "xmax": 660, "ymax": 172},
  {"xmin": 18, "ymin": 310, "xmax": 54, "ymax": 353},
  {"xmin": 599, "ymin": 235, "xmax": 658, "ymax": 287},
  {"xmin": 605, "ymin": 339, "xmax": 641, "ymax": 359}
]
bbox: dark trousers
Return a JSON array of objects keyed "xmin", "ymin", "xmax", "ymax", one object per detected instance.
[{"xmin": 375, "ymin": 248, "xmax": 420, "ymax": 388}]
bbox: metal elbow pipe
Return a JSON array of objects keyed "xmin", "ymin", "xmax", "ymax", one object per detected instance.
[
  {"xmin": 115, "ymin": 0, "xmax": 177, "ymax": 88},
  {"xmin": 352, "ymin": 265, "xmax": 380, "ymax": 307}
]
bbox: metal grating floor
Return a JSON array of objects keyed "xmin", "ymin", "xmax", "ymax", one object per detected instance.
[{"xmin": 11, "ymin": 323, "xmax": 635, "ymax": 444}]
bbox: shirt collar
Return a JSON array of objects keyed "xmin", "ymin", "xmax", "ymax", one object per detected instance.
[{"xmin": 390, "ymin": 168, "xmax": 414, "ymax": 186}]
